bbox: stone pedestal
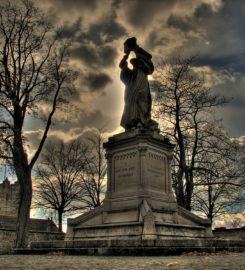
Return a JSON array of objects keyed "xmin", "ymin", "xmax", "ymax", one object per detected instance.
[
  {"xmin": 104, "ymin": 128, "xmax": 176, "ymax": 213},
  {"xmin": 66, "ymin": 129, "xmax": 212, "ymax": 241}
]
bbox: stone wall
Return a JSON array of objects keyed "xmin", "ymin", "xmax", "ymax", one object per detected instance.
[
  {"xmin": 0, "ymin": 215, "xmax": 64, "ymax": 254},
  {"xmin": 0, "ymin": 228, "xmax": 64, "ymax": 254},
  {"xmin": 0, "ymin": 228, "xmax": 15, "ymax": 253},
  {"xmin": 213, "ymin": 227, "xmax": 245, "ymax": 240},
  {"xmin": 0, "ymin": 179, "xmax": 65, "ymax": 253}
]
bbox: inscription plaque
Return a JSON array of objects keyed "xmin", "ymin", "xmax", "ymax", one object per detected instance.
[
  {"xmin": 147, "ymin": 151, "xmax": 166, "ymax": 190},
  {"xmin": 114, "ymin": 151, "xmax": 137, "ymax": 191}
]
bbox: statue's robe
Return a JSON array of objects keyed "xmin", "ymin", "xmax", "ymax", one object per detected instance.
[
  {"xmin": 120, "ymin": 46, "xmax": 154, "ymax": 130},
  {"xmin": 120, "ymin": 66, "xmax": 151, "ymax": 129}
]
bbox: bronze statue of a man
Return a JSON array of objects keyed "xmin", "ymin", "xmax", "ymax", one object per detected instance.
[{"xmin": 119, "ymin": 37, "xmax": 155, "ymax": 131}]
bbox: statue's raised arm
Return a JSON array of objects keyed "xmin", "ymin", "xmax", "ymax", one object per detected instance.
[{"xmin": 119, "ymin": 37, "xmax": 156, "ymax": 131}]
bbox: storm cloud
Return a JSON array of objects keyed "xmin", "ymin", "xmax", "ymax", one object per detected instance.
[
  {"xmin": 118, "ymin": 0, "xmax": 175, "ymax": 29},
  {"xmin": 49, "ymin": 0, "xmax": 98, "ymax": 11},
  {"xmin": 81, "ymin": 17, "xmax": 126, "ymax": 46},
  {"xmin": 71, "ymin": 44, "xmax": 117, "ymax": 68},
  {"xmin": 21, "ymin": 0, "xmax": 245, "ymax": 144},
  {"xmin": 85, "ymin": 73, "xmax": 113, "ymax": 92},
  {"xmin": 166, "ymin": 0, "xmax": 245, "ymax": 73}
]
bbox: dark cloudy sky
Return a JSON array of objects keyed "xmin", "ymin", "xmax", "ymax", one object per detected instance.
[
  {"xmin": 33, "ymin": 0, "xmax": 245, "ymax": 140},
  {"xmin": 2, "ymin": 0, "xmax": 245, "ymax": 171}
]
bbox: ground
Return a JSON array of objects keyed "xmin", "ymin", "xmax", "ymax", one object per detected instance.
[{"xmin": 0, "ymin": 252, "xmax": 244, "ymax": 270}]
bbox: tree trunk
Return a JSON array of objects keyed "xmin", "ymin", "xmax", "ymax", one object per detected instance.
[
  {"xmin": 58, "ymin": 210, "xmax": 63, "ymax": 232},
  {"xmin": 175, "ymin": 168, "xmax": 186, "ymax": 208},
  {"xmin": 208, "ymin": 212, "xmax": 213, "ymax": 224},
  {"xmin": 185, "ymin": 170, "xmax": 194, "ymax": 211},
  {"xmin": 175, "ymin": 102, "xmax": 189, "ymax": 209},
  {"xmin": 15, "ymin": 170, "xmax": 32, "ymax": 248},
  {"xmin": 207, "ymin": 186, "xmax": 213, "ymax": 224},
  {"xmin": 13, "ymin": 127, "xmax": 33, "ymax": 248}
]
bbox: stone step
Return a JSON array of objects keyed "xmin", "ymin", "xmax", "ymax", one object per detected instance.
[{"xmin": 14, "ymin": 238, "xmax": 245, "ymax": 256}]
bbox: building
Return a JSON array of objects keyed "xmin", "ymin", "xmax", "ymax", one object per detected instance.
[
  {"xmin": 0, "ymin": 178, "xmax": 20, "ymax": 216},
  {"xmin": 0, "ymin": 178, "xmax": 64, "ymax": 253}
]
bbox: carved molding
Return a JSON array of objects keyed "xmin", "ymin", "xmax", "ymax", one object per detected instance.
[
  {"xmin": 114, "ymin": 151, "xmax": 137, "ymax": 160},
  {"xmin": 148, "ymin": 152, "xmax": 165, "ymax": 161}
]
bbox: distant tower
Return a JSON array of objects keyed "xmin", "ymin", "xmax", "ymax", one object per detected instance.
[{"xmin": 0, "ymin": 178, "xmax": 20, "ymax": 216}]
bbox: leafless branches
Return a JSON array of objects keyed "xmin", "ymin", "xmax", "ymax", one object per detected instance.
[
  {"xmin": 0, "ymin": 0, "xmax": 77, "ymax": 247},
  {"xmin": 192, "ymin": 131, "xmax": 245, "ymax": 224},
  {"xmin": 153, "ymin": 55, "xmax": 230, "ymax": 210},
  {"xmin": 34, "ymin": 141, "xmax": 88, "ymax": 232},
  {"xmin": 33, "ymin": 129, "xmax": 107, "ymax": 231},
  {"xmin": 78, "ymin": 129, "xmax": 107, "ymax": 209}
]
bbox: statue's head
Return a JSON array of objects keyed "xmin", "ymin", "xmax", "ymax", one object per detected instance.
[{"xmin": 124, "ymin": 37, "xmax": 137, "ymax": 54}]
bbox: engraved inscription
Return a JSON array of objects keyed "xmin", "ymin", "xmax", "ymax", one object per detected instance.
[
  {"xmin": 147, "ymin": 151, "xmax": 166, "ymax": 190},
  {"xmin": 114, "ymin": 151, "xmax": 137, "ymax": 191},
  {"xmin": 116, "ymin": 166, "xmax": 135, "ymax": 179}
]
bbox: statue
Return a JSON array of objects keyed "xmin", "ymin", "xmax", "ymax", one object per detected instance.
[{"xmin": 119, "ymin": 37, "xmax": 156, "ymax": 131}]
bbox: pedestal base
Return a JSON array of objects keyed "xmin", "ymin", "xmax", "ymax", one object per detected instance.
[
  {"xmin": 66, "ymin": 129, "xmax": 212, "ymax": 242},
  {"xmin": 66, "ymin": 199, "xmax": 212, "ymax": 241}
]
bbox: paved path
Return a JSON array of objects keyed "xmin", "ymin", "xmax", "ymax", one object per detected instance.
[{"xmin": 0, "ymin": 252, "xmax": 244, "ymax": 270}]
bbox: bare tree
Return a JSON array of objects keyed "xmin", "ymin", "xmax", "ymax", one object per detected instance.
[
  {"xmin": 79, "ymin": 129, "xmax": 107, "ymax": 209},
  {"xmin": 34, "ymin": 130, "xmax": 107, "ymax": 230},
  {"xmin": 34, "ymin": 141, "xmax": 87, "ymax": 232},
  {"xmin": 192, "ymin": 128, "xmax": 245, "ymax": 224},
  {"xmin": 153, "ymin": 55, "xmax": 228, "ymax": 210},
  {"xmin": 0, "ymin": 0, "xmax": 76, "ymax": 247}
]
